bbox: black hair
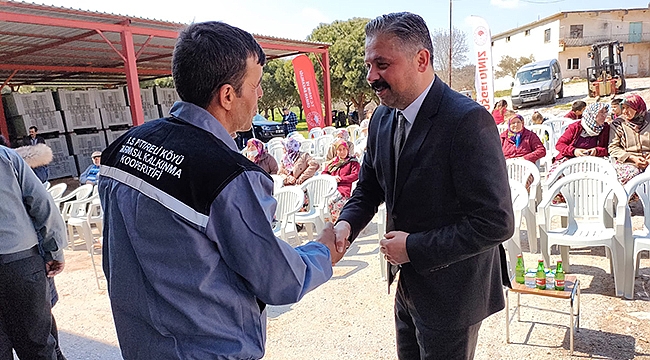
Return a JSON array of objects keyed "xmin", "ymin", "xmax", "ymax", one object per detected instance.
[
  {"xmin": 611, "ymin": 98, "xmax": 623, "ymax": 105},
  {"xmin": 172, "ymin": 21, "xmax": 266, "ymax": 109},
  {"xmin": 29, "ymin": 126, "xmax": 38, "ymax": 132},
  {"xmin": 365, "ymin": 12, "xmax": 434, "ymax": 65},
  {"xmin": 572, "ymin": 101, "xmax": 587, "ymax": 112}
]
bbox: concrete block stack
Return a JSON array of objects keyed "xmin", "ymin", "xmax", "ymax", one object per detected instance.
[
  {"xmin": 140, "ymin": 88, "xmax": 160, "ymax": 122},
  {"xmin": 2, "ymin": 90, "xmax": 64, "ymax": 139},
  {"xmin": 93, "ymin": 88, "xmax": 132, "ymax": 129},
  {"xmin": 154, "ymin": 87, "xmax": 179, "ymax": 120}
]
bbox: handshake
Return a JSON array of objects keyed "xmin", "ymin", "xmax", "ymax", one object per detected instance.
[
  {"xmin": 316, "ymin": 222, "xmax": 351, "ymax": 265},
  {"xmin": 315, "ymin": 222, "xmax": 411, "ymax": 267}
]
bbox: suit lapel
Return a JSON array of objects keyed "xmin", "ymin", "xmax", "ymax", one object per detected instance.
[
  {"xmin": 378, "ymin": 108, "xmax": 397, "ymax": 203},
  {"xmin": 393, "ymin": 76, "xmax": 445, "ymax": 203}
]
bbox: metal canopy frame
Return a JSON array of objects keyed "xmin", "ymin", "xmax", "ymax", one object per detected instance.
[{"xmin": 0, "ymin": 0, "xmax": 332, "ymax": 141}]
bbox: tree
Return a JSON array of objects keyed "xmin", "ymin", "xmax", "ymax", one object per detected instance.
[
  {"xmin": 258, "ymin": 59, "xmax": 300, "ymax": 121},
  {"xmin": 495, "ymin": 55, "xmax": 535, "ymax": 79},
  {"xmin": 431, "ymin": 27, "xmax": 469, "ymax": 86},
  {"xmin": 308, "ymin": 18, "xmax": 377, "ymax": 116},
  {"xmin": 451, "ymin": 65, "xmax": 476, "ymax": 92}
]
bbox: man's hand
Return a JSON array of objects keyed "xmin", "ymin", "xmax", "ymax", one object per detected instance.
[
  {"xmin": 46, "ymin": 260, "xmax": 65, "ymax": 277},
  {"xmin": 316, "ymin": 223, "xmax": 344, "ymax": 265},
  {"xmin": 380, "ymin": 231, "xmax": 410, "ymax": 265},
  {"xmin": 333, "ymin": 221, "xmax": 351, "ymax": 254}
]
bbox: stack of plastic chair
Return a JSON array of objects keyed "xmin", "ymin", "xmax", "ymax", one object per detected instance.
[
  {"xmin": 505, "ymin": 179, "xmax": 530, "ymax": 277},
  {"xmin": 67, "ymin": 202, "xmax": 103, "ymax": 289},
  {"xmin": 346, "ymin": 125, "xmax": 360, "ymax": 142},
  {"xmin": 322, "ymin": 126, "xmax": 336, "ymax": 136},
  {"xmin": 623, "ymin": 172, "xmax": 650, "ymax": 299},
  {"xmin": 506, "ymin": 158, "xmax": 541, "ymax": 253},
  {"xmin": 538, "ymin": 172, "xmax": 629, "ymax": 297},
  {"xmin": 299, "ymin": 139, "xmax": 316, "ymax": 156},
  {"xmin": 267, "ymin": 137, "xmax": 283, "ymax": 148},
  {"xmin": 313, "ymin": 135, "xmax": 333, "ymax": 164},
  {"xmin": 64, "ymin": 193, "xmax": 100, "ymax": 248},
  {"xmin": 295, "ymin": 175, "xmax": 338, "ymax": 241},
  {"xmin": 268, "ymin": 143, "xmax": 285, "ymax": 167},
  {"xmin": 273, "ymin": 186, "xmax": 304, "ymax": 246},
  {"xmin": 53, "ymin": 183, "xmax": 94, "ymax": 211}
]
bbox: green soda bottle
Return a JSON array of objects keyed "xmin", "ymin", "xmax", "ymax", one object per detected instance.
[
  {"xmin": 515, "ymin": 254, "xmax": 525, "ymax": 284},
  {"xmin": 536, "ymin": 259, "xmax": 546, "ymax": 290},
  {"xmin": 555, "ymin": 261, "xmax": 565, "ymax": 291}
]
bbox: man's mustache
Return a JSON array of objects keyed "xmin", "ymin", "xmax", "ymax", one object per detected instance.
[{"xmin": 370, "ymin": 80, "xmax": 390, "ymax": 92}]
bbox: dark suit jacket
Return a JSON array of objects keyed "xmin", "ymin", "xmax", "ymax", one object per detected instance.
[
  {"xmin": 338, "ymin": 76, "xmax": 514, "ymax": 330},
  {"xmin": 22, "ymin": 135, "xmax": 45, "ymax": 146}
]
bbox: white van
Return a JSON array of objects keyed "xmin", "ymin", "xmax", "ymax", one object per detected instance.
[{"xmin": 511, "ymin": 59, "xmax": 563, "ymax": 109}]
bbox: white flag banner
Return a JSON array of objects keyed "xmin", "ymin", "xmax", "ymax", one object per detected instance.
[{"xmin": 470, "ymin": 16, "xmax": 495, "ymax": 112}]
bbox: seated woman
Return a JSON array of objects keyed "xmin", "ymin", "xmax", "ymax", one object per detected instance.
[
  {"xmin": 500, "ymin": 113, "xmax": 546, "ymax": 164},
  {"xmin": 609, "ymin": 94, "xmax": 650, "ymax": 185},
  {"xmin": 278, "ymin": 137, "xmax": 319, "ymax": 186},
  {"xmin": 245, "ymin": 138, "xmax": 278, "ymax": 174},
  {"xmin": 552, "ymin": 103, "xmax": 610, "ymax": 169},
  {"xmin": 322, "ymin": 140, "xmax": 360, "ymax": 222},
  {"xmin": 492, "ymin": 99, "xmax": 508, "ymax": 125},
  {"xmin": 326, "ymin": 129, "xmax": 354, "ymax": 162}
]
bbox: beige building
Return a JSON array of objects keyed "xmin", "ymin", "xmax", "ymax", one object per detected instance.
[{"xmin": 491, "ymin": 7, "xmax": 650, "ymax": 90}]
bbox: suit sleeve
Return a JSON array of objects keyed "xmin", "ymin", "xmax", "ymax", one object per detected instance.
[
  {"xmin": 337, "ymin": 113, "xmax": 386, "ymax": 241},
  {"xmin": 406, "ymin": 107, "xmax": 514, "ymax": 273}
]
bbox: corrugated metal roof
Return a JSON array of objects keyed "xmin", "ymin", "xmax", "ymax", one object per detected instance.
[{"xmin": 0, "ymin": 0, "xmax": 329, "ymax": 87}]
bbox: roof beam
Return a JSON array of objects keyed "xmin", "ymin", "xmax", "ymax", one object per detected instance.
[
  {"xmin": 256, "ymin": 41, "xmax": 327, "ymax": 53},
  {"xmin": 0, "ymin": 63, "xmax": 170, "ymax": 75},
  {"xmin": 0, "ymin": 29, "xmax": 97, "ymax": 61},
  {"xmin": 0, "ymin": 10, "xmax": 180, "ymax": 38}
]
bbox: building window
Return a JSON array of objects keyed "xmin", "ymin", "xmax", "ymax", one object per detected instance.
[
  {"xmin": 566, "ymin": 58, "xmax": 579, "ymax": 70},
  {"xmin": 570, "ymin": 25, "xmax": 583, "ymax": 38},
  {"xmin": 525, "ymin": 29, "xmax": 530, "ymax": 36},
  {"xmin": 544, "ymin": 28, "xmax": 551, "ymax": 43},
  {"xmin": 506, "ymin": 36, "xmax": 511, "ymax": 42}
]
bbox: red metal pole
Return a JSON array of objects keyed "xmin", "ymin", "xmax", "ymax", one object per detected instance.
[
  {"xmin": 0, "ymin": 70, "xmax": 17, "ymax": 146},
  {"xmin": 322, "ymin": 49, "xmax": 332, "ymax": 127},
  {"xmin": 121, "ymin": 29, "xmax": 145, "ymax": 126}
]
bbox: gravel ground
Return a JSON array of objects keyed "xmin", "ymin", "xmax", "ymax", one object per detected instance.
[{"xmin": 43, "ymin": 78, "xmax": 650, "ymax": 360}]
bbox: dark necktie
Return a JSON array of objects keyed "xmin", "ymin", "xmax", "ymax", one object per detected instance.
[{"xmin": 394, "ymin": 111, "xmax": 406, "ymax": 160}]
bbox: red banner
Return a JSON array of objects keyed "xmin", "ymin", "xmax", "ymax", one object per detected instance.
[{"xmin": 292, "ymin": 55, "xmax": 323, "ymax": 130}]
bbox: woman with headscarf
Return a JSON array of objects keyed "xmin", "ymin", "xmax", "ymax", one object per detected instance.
[
  {"xmin": 553, "ymin": 102, "xmax": 610, "ymax": 165},
  {"xmin": 326, "ymin": 129, "xmax": 354, "ymax": 162},
  {"xmin": 278, "ymin": 137, "xmax": 319, "ymax": 186},
  {"xmin": 245, "ymin": 138, "xmax": 278, "ymax": 174},
  {"xmin": 322, "ymin": 140, "xmax": 360, "ymax": 222},
  {"xmin": 609, "ymin": 93, "xmax": 650, "ymax": 184},
  {"xmin": 500, "ymin": 113, "xmax": 546, "ymax": 163}
]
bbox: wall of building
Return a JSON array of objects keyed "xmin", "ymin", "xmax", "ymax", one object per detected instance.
[{"xmin": 492, "ymin": 20, "xmax": 561, "ymax": 90}]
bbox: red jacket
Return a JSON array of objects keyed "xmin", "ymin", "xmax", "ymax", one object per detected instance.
[
  {"xmin": 492, "ymin": 108, "xmax": 506, "ymax": 125},
  {"xmin": 500, "ymin": 128, "xmax": 546, "ymax": 163},
  {"xmin": 555, "ymin": 121, "xmax": 610, "ymax": 161},
  {"xmin": 322, "ymin": 158, "xmax": 360, "ymax": 197}
]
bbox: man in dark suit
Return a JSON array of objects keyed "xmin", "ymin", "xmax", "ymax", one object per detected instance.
[
  {"xmin": 23, "ymin": 126, "xmax": 46, "ymax": 146},
  {"xmin": 333, "ymin": 12, "xmax": 514, "ymax": 359}
]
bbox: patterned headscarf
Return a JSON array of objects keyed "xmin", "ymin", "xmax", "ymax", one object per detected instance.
[
  {"xmin": 326, "ymin": 139, "xmax": 356, "ymax": 173},
  {"xmin": 507, "ymin": 115, "xmax": 525, "ymax": 147},
  {"xmin": 246, "ymin": 138, "xmax": 266, "ymax": 163},
  {"xmin": 580, "ymin": 103, "xmax": 608, "ymax": 137},
  {"xmin": 281, "ymin": 137, "xmax": 301, "ymax": 171},
  {"xmin": 334, "ymin": 129, "xmax": 350, "ymax": 141},
  {"xmin": 623, "ymin": 94, "xmax": 648, "ymax": 128}
]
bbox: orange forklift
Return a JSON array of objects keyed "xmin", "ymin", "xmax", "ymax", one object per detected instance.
[{"xmin": 587, "ymin": 41, "xmax": 626, "ymax": 97}]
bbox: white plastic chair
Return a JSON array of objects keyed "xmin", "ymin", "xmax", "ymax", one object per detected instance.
[
  {"xmin": 541, "ymin": 157, "xmax": 617, "ymax": 228},
  {"xmin": 322, "ymin": 126, "xmax": 336, "ymax": 136},
  {"xmin": 346, "ymin": 125, "xmax": 360, "ymax": 142},
  {"xmin": 266, "ymin": 137, "xmax": 283, "ymax": 148},
  {"xmin": 623, "ymin": 172, "xmax": 650, "ymax": 299},
  {"xmin": 295, "ymin": 175, "xmax": 338, "ymax": 241},
  {"xmin": 505, "ymin": 179, "xmax": 531, "ymax": 277},
  {"xmin": 538, "ymin": 172, "xmax": 629, "ymax": 297},
  {"xmin": 313, "ymin": 135, "xmax": 334, "ymax": 164},
  {"xmin": 268, "ymin": 144, "xmax": 285, "ymax": 167},
  {"xmin": 308, "ymin": 127, "xmax": 324, "ymax": 139},
  {"xmin": 273, "ymin": 186, "xmax": 304, "ymax": 246},
  {"xmin": 287, "ymin": 132, "xmax": 304, "ymax": 141},
  {"xmin": 354, "ymin": 137, "xmax": 367, "ymax": 158},
  {"xmin": 43, "ymin": 181, "xmax": 51, "ymax": 190},
  {"xmin": 506, "ymin": 158, "xmax": 541, "ymax": 253},
  {"xmin": 67, "ymin": 202, "xmax": 103, "ymax": 289},
  {"xmin": 270, "ymin": 174, "xmax": 284, "ymax": 194},
  {"xmin": 528, "ymin": 124, "xmax": 556, "ymax": 175},
  {"xmin": 299, "ymin": 139, "xmax": 316, "ymax": 155},
  {"xmin": 542, "ymin": 117, "xmax": 565, "ymax": 143},
  {"xmin": 497, "ymin": 124, "xmax": 508, "ymax": 135},
  {"xmin": 47, "ymin": 183, "xmax": 67, "ymax": 200},
  {"xmin": 54, "ymin": 184, "xmax": 94, "ymax": 211}
]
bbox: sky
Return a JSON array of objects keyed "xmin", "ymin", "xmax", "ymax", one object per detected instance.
[{"xmin": 34, "ymin": 0, "xmax": 648, "ymax": 42}]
